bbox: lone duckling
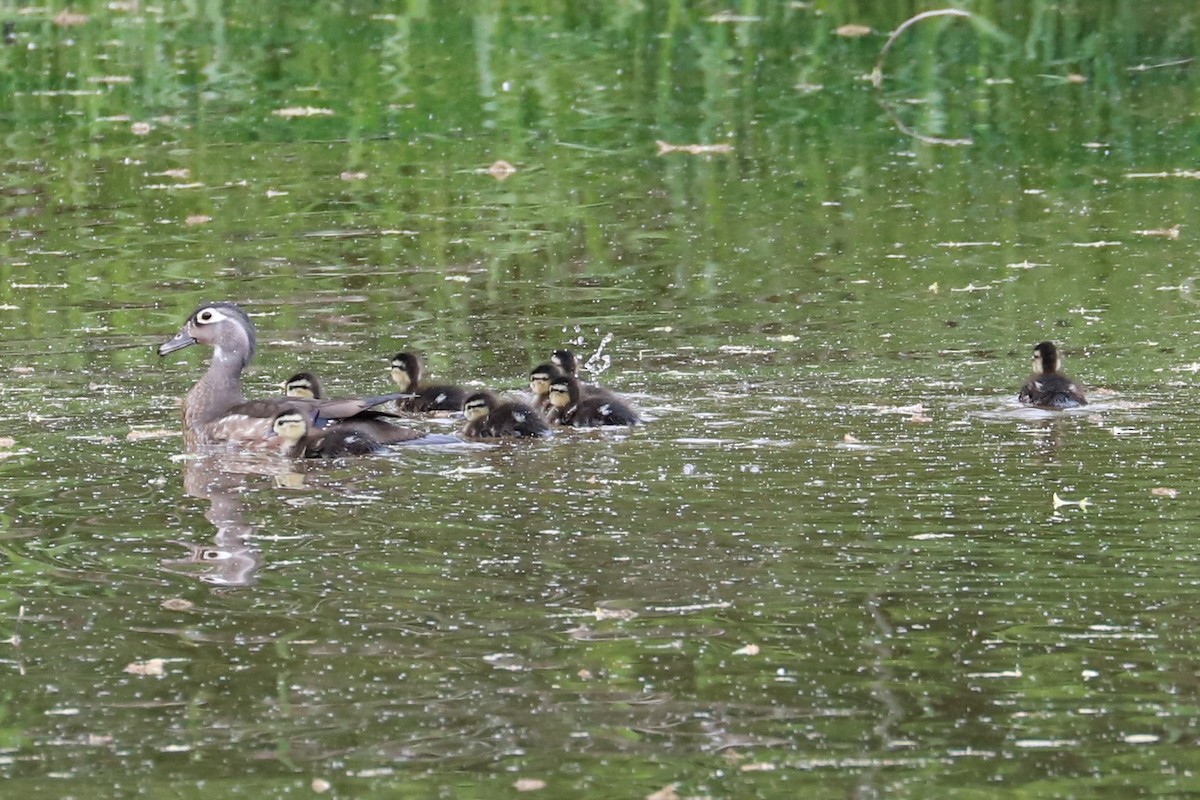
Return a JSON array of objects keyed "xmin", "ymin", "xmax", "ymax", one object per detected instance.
[
  {"xmin": 1019, "ymin": 341, "xmax": 1087, "ymax": 409},
  {"xmin": 461, "ymin": 392, "xmax": 551, "ymax": 438},
  {"xmin": 283, "ymin": 372, "xmax": 324, "ymax": 399},
  {"xmin": 547, "ymin": 374, "xmax": 640, "ymax": 427},
  {"xmin": 389, "ymin": 352, "xmax": 468, "ymax": 412}
]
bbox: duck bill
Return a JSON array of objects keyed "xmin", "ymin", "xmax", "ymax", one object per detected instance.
[{"xmin": 158, "ymin": 328, "xmax": 197, "ymax": 356}]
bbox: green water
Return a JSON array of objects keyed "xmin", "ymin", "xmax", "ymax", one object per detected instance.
[{"xmin": 3, "ymin": 2, "xmax": 1200, "ymax": 797}]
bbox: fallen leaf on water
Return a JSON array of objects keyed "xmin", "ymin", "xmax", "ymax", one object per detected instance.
[
  {"xmin": 1151, "ymin": 487, "xmax": 1179, "ymax": 498},
  {"xmin": 124, "ymin": 658, "xmax": 165, "ymax": 677},
  {"xmin": 647, "ymin": 785, "xmax": 680, "ymax": 800},
  {"xmin": 273, "ymin": 106, "xmax": 334, "ymax": 118},
  {"xmin": 311, "ymin": 778, "xmax": 331, "ymax": 793},
  {"xmin": 835, "ymin": 24, "xmax": 872, "ymax": 37},
  {"xmin": 10, "ymin": 366, "xmax": 34, "ymax": 375},
  {"xmin": 514, "ymin": 778, "xmax": 546, "ymax": 792},
  {"xmin": 54, "ymin": 9, "xmax": 89, "ymax": 27},
  {"xmin": 1052, "ymin": 493, "xmax": 1091, "ymax": 511},
  {"xmin": 595, "ymin": 607, "xmax": 638, "ymax": 621},
  {"xmin": 928, "ymin": 282, "xmax": 939, "ymax": 293},
  {"xmin": 266, "ymin": 189, "xmax": 289, "ymax": 198},
  {"xmin": 1134, "ymin": 225, "xmax": 1180, "ymax": 239},
  {"xmin": 131, "ymin": 122, "xmax": 152, "ymax": 135},
  {"xmin": 909, "ymin": 413, "xmax": 932, "ymax": 423},
  {"xmin": 487, "ymin": 160, "xmax": 517, "ymax": 180},
  {"xmin": 740, "ymin": 762, "xmax": 777, "ymax": 772},
  {"xmin": 1067, "ymin": 73, "xmax": 1087, "ymax": 84},
  {"xmin": 842, "ymin": 433, "xmax": 860, "ymax": 443},
  {"xmin": 733, "ymin": 644, "xmax": 760, "ymax": 656},
  {"xmin": 87, "ymin": 734, "xmax": 114, "ymax": 746},
  {"xmin": 157, "ymin": 168, "xmax": 191, "ymax": 180},
  {"xmin": 160, "ymin": 598, "xmax": 194, "ymax": 612},
  {"xmin": 184, "ymin": 215, "xmax": 211, "ymax": 226},
  {"xmin": 340, "ymin": 171, "xmax": 368, "ymax": 181},
  {"xmin": 126, "ymin": 428, "xmax": 180, "ymax": 441},
  {"xmin": 0, "ymin": 437, "xmax": 14, "ymax": 449},
  {"xmin": 656, "ymin": 140, "xmax": 733, "ymax": 156}
]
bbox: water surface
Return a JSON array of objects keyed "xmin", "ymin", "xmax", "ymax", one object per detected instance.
[{"xmin": 2, "ymin": 3, "xmax": 1200, "ymax": 798}]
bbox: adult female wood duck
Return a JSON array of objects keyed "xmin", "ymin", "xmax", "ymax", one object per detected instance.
[
  {"xmin": 547, "ymin": 374, "xmax": 640, "ymax": 427},
  {"xmin": 283, "ymin": 372, "xmax": 324, "ymax": 399},
  {"xmin": 158, "ymin": 302, "xmax": 421, "ymax": 448},
  {"xmin": 461, "ymin": 392, "xmax": 551, "ymax": 438},
  {"xmin": 1018, "ymin": 341, "xmax": 1087, "ymax": 409},
  {"xmin": 528, "ymin": 362, "xmax": 564, "ymax": 414},
  {"xmin": 388, "ymin": 352, "xmax": 468, "ymax": 412}
]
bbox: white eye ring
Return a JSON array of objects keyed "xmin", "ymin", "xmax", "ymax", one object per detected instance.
[{"xmin": 197, "ymin": 309, "xmax": 216, "ymax": 323}]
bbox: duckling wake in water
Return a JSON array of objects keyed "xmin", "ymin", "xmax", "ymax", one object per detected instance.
[{"xmin": 1018, "ymin": 341, "xmax": 1087, "ymax": 409}]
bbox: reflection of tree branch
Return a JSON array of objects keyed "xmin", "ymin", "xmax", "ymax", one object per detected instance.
[
  {"xmin": 856, "ymin": 590, "xmax": 904, "ymax": 800},
  {"xmin": 871, "ymin": 9, "xmax": 975, "ymax": 147},
  {"xmin": 0, "ymin": 605, "xmax": 26, "ymax": 675}
]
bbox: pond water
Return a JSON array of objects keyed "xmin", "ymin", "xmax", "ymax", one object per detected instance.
[{"xmin": 3, "ymin": 2, "xmax": 1200, "ymax": 797}]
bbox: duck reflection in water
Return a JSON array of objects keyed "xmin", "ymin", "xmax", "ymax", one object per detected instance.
[{"xmin": 159, "ymin": 453, "xmax": 304, "ymax": 588}]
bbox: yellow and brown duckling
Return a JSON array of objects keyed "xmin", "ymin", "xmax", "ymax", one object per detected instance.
[
  {"xmin": 547, "ymin": 373, "xmax": 640, "ymax": 427},
  {"xmin": 462, "ymin": 392, "xmax": 552, "ymax": 438},
  {"xmin": 1018, "ymin": 341, "xmax": 1087, "ymax": 409},
  {"xmin": 267, "ymin": 407, "xmax": 426, "ymax": 457},
  {"xmin": 158, "ymin": 302, "xmax": 422, "ymax": 447},
  {"xmin": 528, "ymin": 362, "xmax": 565, "ymax": 413},
  {"xmin": 264, "ymin": 408, "xmax": 313, "ymax": 457},
  {"xmin": 389, "ymin": 352, "xmax": 469, "ymax": 412},
  {"xmin": 283, "ymin": 372, "xmax": 324, "ymax": 399}
]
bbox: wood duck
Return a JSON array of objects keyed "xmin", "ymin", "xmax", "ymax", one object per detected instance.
[
  {"xmin": 528, "ymin": 362, "xmax": 565, "ymax": 414},
  {"xmin": 461, "ymin": 392, "xmax": 552, "ymax": 438},
  {"xmin": 1018, "ymin": 341, "xmax": 1087, "ymax": 409},
  {"xmin": 283, "ymin": 372, "xmax": 324, "ymax": 399},
  {"xmin": 389, "ymin": 352, "xmax": 469, "ymax": 412},
  {"xmin": 158, "ymin": 302, "xmax": 422, "ymax": 447},
  {"xmin": 547, "ymin": 374, "xmax": 640, "ymax": 427}
]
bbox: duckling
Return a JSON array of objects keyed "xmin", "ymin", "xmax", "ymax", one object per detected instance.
[
  {"xmin": 265, "ymin": 408, "xmax": 313, "ymax": 457},
  {"xmin": 158, "ymin": 302, "xmax": 422, "ymax": 447},
  {"xmin": 389, "ymin": 352, "xmax": 469, "ymax": 412},
  {"xmin": 1019, "ymin": 341, "xmax": 1087, "ymax": 409},
  {"xmin": 528, "ymin": 362, "xmax": 565, "ymax": 414},
  {"xmin": 547, "ymin": 374, "xmax": 640, "ymax": 427},
  {"xmin": 461, "ymin": 392, "xmax": 552, "ymax": 438},
  {"xmin": 283, "ymin": 371, "xmax": 324, "ymax": 400}
]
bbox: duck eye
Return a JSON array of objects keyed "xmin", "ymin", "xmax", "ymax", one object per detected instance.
[{"xmin": 197, "ymin": 309, "xmax": 215, "ymax": 323}]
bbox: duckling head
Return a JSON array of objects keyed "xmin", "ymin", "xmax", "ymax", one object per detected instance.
[
  {"xmin": 550, "ymin": 349, "xmax": 578, "ymax": 376},
  {"xmin": 1033, "ymin": 341, "xmax": 1060, "ymax": 374},
  {"xmin": 548, "ymin": 375, "xmax": 576, "ymax": 409},
  {"xmin": 270, "ymin": 409, "xmax": 310, "ymax": 448},
  {"xmin": 283, "ymin": 372, "xmax": 321, "ymax": 399},
  {"xmin": 529, "ymin": 363, "xmax": 562, "ymax": 397},
  {"xmin": 462, "ymin": 392, "xmax": 495, "ymax": 423},
  {"xmin": 390, "ymin": 352, "xmax": 421, "ymax": 391}
]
